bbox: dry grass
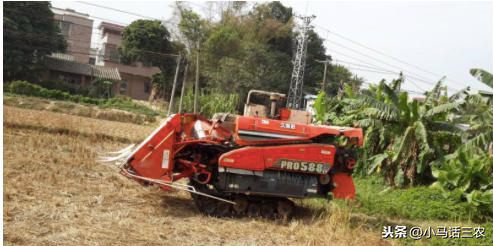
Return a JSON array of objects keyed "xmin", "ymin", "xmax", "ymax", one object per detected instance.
[
  {"xmin": 4, "ymin": 96, "xmax": 156, "ymax": 124},
  {"xmin": 3, "ymin": 106, "xmax": 395, "ymax": 246},
  {"xmin": 4, "ymin": 106, "xmax": 154, "ymax": 142}
]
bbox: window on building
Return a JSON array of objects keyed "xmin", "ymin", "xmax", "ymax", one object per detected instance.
[
  {"xmin": 120, "ymin": 80, "xmax": 128, "ymax": 94},
  {"xmin": 144, "ymin": 81, "xmax": 151, "ymax": 93},
  {"xmin": 59, "ymin": 21, "xmax": 71, "ymax": 37},
  {"xmin": 96, "ymin": 47, "xmax": 105, "ymax": 64},
  {"xmin": 88, "ymin": 57, "xmax": 96, "ymax": 65},
  {"xmin": 108, "ymin": 46, "xmax": 120, "ymax": 62}
]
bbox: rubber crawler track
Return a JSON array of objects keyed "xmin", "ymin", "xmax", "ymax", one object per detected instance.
[{"xmin": 189, "ymin": 181, "xmax": 295, "ymax": 220}]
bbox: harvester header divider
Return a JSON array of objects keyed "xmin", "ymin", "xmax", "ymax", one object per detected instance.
[{"xmin": 121, "ymin": 168, "xmax": 236, "ymax": 205}]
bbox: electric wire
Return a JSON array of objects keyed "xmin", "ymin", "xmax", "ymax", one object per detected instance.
[
  {"xmin": 6, "ymin": 3, "xmax": 471, "ymax": 94},
  {"xmin": 314, "ymin": 23, "xmax": 472, "ymax": 88}
]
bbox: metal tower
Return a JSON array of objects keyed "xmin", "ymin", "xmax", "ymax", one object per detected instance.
[{"xmin": 286, "ymin": 15, "xmax": 315, "ymax": 109}]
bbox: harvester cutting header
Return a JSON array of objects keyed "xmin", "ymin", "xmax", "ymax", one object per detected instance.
[{"xmin": 102, "ymin": 90, "xmax": 363, "ymax": 218}]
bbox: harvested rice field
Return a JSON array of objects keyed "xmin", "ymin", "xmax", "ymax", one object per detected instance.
[{"xmin": 3, "ymin": 106, "xmax": 392, "ymax": 246}]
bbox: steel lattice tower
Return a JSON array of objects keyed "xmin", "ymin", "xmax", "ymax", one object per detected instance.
[{"xmin": 286, "ymin": 15, "xmax": 315, "ymax": 109}]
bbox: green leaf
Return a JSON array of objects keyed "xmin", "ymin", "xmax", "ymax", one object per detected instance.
[
  {"xmin": 470, "ymin": 68, "xmax": 493, "ymax": 88},
  {"xmin": 368, "ymin": 153, "xmax": 388, "ymax": 174},
  {"xmin": 392, "ymin": 126, "xmax": 415, "ymax": 163},
  {"xmin": 424, "ymin": 101, "xmax": 462, "ymax": 119}
]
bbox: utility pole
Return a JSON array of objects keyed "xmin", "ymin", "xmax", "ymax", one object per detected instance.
[
  {"xmin": 337, "ymin": 79, "xmax": 344, "ymax": 99},
  {"xmin": 287, "ymin": 15, "xmax": 315, "ymax": 109},
  {"xmin": 167, "ymin": 54, "xmax": 182, "ymax": 116},
  {"xmin": 315, "ymin": 58, "xmax": 329, "ymax": 91},
  {"xmin": 178, "ymin": 61, "xmax": 188, "ymax": 114},
  {"xmin": 194, "ymin": 43, "xmax": 200, "ymax": 113}
]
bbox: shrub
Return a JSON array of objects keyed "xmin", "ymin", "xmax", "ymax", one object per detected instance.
[
  {"xmin": 5, "ymin": 80, "xmax": 159, "ymax": 118},
  {"xmin": 101, "ymin": 96, "xmax": 158, "ymax": 117},
  {"xmin": 34, "ymin": 79, "xmax": 88, "ymax": 95},
  {"xmin": 431, "ymin": 147, "xmax": 493, "ymax": 220},
  {"xmin": 87, "ymin": 78, "xmax": 116, "ymax": 98},
  {"xmin": 182, "ymin": 88, "xmax": 240, "ymax": 118},
  {"xmin": 7, "ymin": 80, "xmax": 45, "ymax": 97}
]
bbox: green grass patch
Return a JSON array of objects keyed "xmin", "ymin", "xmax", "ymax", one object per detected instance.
[{"xmin": 350, "ymin": 176, "xmax": 478, "ymax": 222}]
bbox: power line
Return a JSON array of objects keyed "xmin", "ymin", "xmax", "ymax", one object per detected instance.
[
  {"xmin": 333, "ymin": 59, "xmax": 396, "ymax": 74},
  {"xmin": 325, "ymin": 43, "xmax": 463, "ymax": 92},
  {"xmin": 314, "ymin": 23, "xmax": 472, "ymax": 89},
  {"xmin": 315, "ymin": 24, "xmax": 440, "ymax": 76},
  {"xmin": 77, "ymin": 1, "xmax": 160, "ymax": 20},
  {"xmin": 7, "ymin": 3, "xmax": 467, "ymax": 95},
  {"xmin": 359, "ymin": 81, "xmax": 424, "ymax": 95},
  {"xmin": 5, "ymin": 29, "xmax": 180, "ymax": 58},
  {"xmin": 327, "ymin": 48, "xmax": 460, "ymax": 93},
  {"xmin": 324, "ymin": 37, "xmax": 435, "ymax": 82},
  {"xmin": 75, "ymin": 1, "xmax": 181, "ymax": 27},
  {"xmin": 333, "ymin": 62, "xmax": 426, "ymax": 93},
  {"xmin": 77, "ymin": 3, "xmax": 472, "ymax": 91}
]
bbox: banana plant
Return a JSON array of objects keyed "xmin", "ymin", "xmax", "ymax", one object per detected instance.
[
  {"xmin": 431, "ymin": 147, "xmax": 493, "ymax": 216},
  {"xmin": 357, "ymin": 79, "xmax": 463, "ymax": 186}
]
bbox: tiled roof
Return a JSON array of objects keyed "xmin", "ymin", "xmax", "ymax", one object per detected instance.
[{"xmin": 44, "ymin": 56, "xmax": 121, "ymax": 80}]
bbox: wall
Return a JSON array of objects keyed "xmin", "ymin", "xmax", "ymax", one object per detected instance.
[
  {"xmin": 97, "ymin": 23, "xmax": 162, "ymax": 101},
  {"xmin": 104, "ymin": 60, "xmax": 160, "ymax": 78},
  {"xmin": 117, "ymin": 73, "xmax": 152, "ymax": 101},
  {"xmin": 53, "ymin": 11, "xmax": 93, "ymax": 64},
  {"xmin": 102, "ymin": 31, "xmax": 122, "ymax": 46}
]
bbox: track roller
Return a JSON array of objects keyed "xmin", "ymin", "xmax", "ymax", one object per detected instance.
[
  {"xmin": 216, "ymin": 202, "xmax": 232, "ymax": 217},
  {"xmin": 233, "ymin": 197, "xmax": 248, "ymax": 214},
  {"xmin": 189, "ymin": 180, "xmax": 296, "ymax": 219},
  {"xmin": 276, "ymin": 199, "xmax": 295, "ymax": 220},
  {"xmin": 200, "ymin": 198, "xmax": 217, "ymax": 216},
  {"xmin": 260, "ymin": 202, "xmax": 276, "ymax": 218},
  {"xmin": 247, "ymin": 202, "xmax": 261, "ymax": 217}
]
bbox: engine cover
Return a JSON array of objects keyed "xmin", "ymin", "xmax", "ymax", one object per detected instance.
[
  {"xmin": 218, "ymin": 144, "xmax": 335, "ymax": 172},
  {"xmin": 215, "ymin": 169, "xmax": 319, "ymax": 198}
]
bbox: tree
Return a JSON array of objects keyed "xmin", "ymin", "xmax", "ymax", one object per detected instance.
[
  {"xmin": 319, "ymin": 61, "xmax": 365, "ymax": 97},
  {"xmin": 250, "ymin": 1, "xmax": 293, "ymax": 54},
  {"xmin": 3, "ymin": 1, "xmax": 66, "ymax": 81},
  {"xmin": 176, "ymin": 4, "xmax": 207, "ymax": 51},
  {"xmin": 88, "ymin": 78, "xmax": 115, "ymax": 99},
  {"xmin": 172, "ymin": 1, "xmax": 360, "ymax": 106},
  {"xmin": 119, "ymin": 19, "xmax": 183, "ymax": 101},
  {"xmin": 196, "ymin": 2, "xmax": 295, "ymax": 103},
  {"xmin": 303, "ymin": 30, "xmax": 328, "ymax": 94}
]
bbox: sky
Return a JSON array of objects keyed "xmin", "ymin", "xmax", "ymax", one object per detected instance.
[{"xmin": 51, "ymin": 0, "xmax": 493, "ymax": 95}]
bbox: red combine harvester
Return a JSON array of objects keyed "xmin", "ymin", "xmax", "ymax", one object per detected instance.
[{"xmin": 102, "ymin": 90, "xmax": 363, "ymax": 218}]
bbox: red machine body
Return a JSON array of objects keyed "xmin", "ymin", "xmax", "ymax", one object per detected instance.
[{"xmin": 118, "ymin": 112, "xmax": 362, "ymax": 207}]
